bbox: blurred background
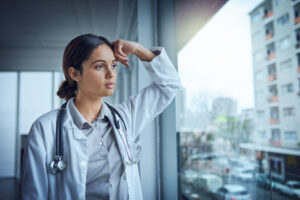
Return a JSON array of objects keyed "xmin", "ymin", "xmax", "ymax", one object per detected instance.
[{"xmin": 1, "ymin": 0, "xmax": 299, "ymax": 200}]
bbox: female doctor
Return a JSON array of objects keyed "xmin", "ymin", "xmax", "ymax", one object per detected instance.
[{"xmin": 21, "ymin": 33, "xmax": 181, "ymax": 200}]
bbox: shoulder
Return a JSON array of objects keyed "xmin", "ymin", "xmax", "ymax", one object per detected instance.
[{"xmin": 29, "ymin": 109, "xmax": 59, "ymax": 133}]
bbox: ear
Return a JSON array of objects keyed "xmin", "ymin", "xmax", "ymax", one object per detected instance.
[{"xmin": 68, "ymin": 67, "xmax": 81, "ymax": 82}]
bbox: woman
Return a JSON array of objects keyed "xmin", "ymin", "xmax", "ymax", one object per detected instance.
[{"xmin": 21, "ymin": 33, "xmax": 181, "ymax": 200}]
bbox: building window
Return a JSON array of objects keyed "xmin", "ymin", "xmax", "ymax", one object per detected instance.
[
  {"xmin": 278, "ymin": 35, "xmax": 291, "ymax": 50},
  {"xmin": 284, "ymin": 131, "xmax": 297, "ymax": 141},
  {"xmin": 254, "ymin": 70, "xmax": 263, "ymax": 81},
  {"xmin": 281, "ymin": 83, "xmax": 294, "ymax": 94},
  {"xmin": 257, "ymin": 110, "xmax": 265, "ymax": 118},
  {"xmin": 280, "ymin": 59, "xmax": 293, "ymax": 73},
  {"xmin": 277, "ymin": 13, "xmax": 289, "ymax": 27},
  {"xmin": 283, "ymin": 107, "xmax": 295, "ymax": 116},
  {"xmin": 271, "ymin": 129, "xmax": 280, "ymax": 140}
]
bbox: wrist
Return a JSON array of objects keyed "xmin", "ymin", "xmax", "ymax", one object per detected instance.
[{"xmin": 134, "ymin": 44, "xmax": 156, "ymax": 62}]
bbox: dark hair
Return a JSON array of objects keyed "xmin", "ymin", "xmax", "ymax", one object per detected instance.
[{"xmin": 57, "ymin": 33, "xmax": 114, "ymax": 100}]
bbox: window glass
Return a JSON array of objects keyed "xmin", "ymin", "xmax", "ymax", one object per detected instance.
[
  {"xmin": 278, "ymin": 35, "xmax": 291, "ymax": 50},
  {"xmin": 280, "ymin": 59, "xmax": 293, "ymax": 73},
  {"xmin": 177, "ymin": 1, "xmax": 300, "ymax": 200},
  {"xmin": 0, "ymin": 72, "xmax": 17, "ymax": 177},
  {"xmin": 283, "ymin": 107, "xmax": 295, "ymax": 116},
  {"xmin": 19, "ymin": 72, "xmax": 52, "ymax": 134},
  {"xmin": 284, "ymin": 131, "xmax": 297, "ymax": 141},
  {"xmin": 277, "ymin": 13, "xmax": 289, "ymax": 26},
  {"xmin": 54, "ymin": 72, "xmax": 64, "ymax": 109},
  {"xmin": 281, "ymin": 83, "xmax": 294, "ymax": 94}
]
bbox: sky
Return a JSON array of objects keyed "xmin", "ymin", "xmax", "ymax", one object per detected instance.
[{"xmin": 178, "ymin": 0, "xmax": 263, "ymax": 113}]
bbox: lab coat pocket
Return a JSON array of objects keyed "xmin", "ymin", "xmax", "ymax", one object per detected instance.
[{"xmin": 130, "ymin": 143, "xmax": 142, "ymax": 162}]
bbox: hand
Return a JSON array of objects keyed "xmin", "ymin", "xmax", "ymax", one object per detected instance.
[{"xmin": 112, "ymin": 39, "xmax": 139, "ymax": 66}]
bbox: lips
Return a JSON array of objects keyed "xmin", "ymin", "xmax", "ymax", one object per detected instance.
[{"xmin": 105, "ymin": 82, "xmax": 115, "ymax": 89}]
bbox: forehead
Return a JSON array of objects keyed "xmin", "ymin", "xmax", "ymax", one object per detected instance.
[{"xmin": 88, "ymin": 43, "xmax": 115, "ymax": 63}]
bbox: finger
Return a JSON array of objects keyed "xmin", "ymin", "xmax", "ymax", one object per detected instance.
[
  {"xmin": 115, "ymin": 40, "xmax": 127, "ymax": 57},
  {"xmin": 115, "ymin": 53, "xmax": 128, "ymax": 62},
  {"xmin": 116, "ymin": 45, "xmax": 127, "ymax": 58}
]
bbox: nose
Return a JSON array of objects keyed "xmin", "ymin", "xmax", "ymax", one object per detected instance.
[{"xmin": 105, "ymin": 67, "xmax": 114, "ymax": 79}]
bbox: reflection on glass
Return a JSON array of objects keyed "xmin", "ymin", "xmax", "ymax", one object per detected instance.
[{"xmin": 177, "ymin": 1, "xmax": 300, "ymax": 200}]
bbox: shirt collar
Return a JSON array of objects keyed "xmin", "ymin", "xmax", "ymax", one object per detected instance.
[{"xmin": 68, "ymin": 97, "xmax": 110, "ymax": 129}]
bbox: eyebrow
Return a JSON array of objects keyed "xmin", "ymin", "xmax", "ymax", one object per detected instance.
[{"xmin": 91, "ymin": 59, "xmax": 118, "ymax": 65}]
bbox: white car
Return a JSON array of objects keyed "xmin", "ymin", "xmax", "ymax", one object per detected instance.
[
  {"xmin": 215, "ymin": 184, "xmax": 252, "ymax": 200},
  {"xmin": 232, "ymin": 167, "xmax": 254, "ymax": 182},
  {"xmin": 277, "ymin": 180, "xmax": 300, "ymax": 199},
  {"xmin": 193, "ymin": 174, "xmax": 223, "ymax": 194}
]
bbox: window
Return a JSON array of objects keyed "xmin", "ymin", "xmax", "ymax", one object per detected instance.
[
  {"xmin": 254, "ymin": 50, "xmax": 263, "ymax": 62},
  {"xmin": 283, "ymin": 107, "xmax": 295, "ymax": 116},
  {"xmin": 19, "ymin": 72, "xmax": 53, "ymax": 134},
  {"xmin": 0, "ymin": 72, "xmax": 17, "ymax": 177},
  {"xmin": 257, "ymin": 110, "xmax": 265, "ymax": 118},
  {"xmin": 278, "ymin": 35, "xmax": 291, "ymax": 50},
  {"xmin": 280, "ymin": 59, "xmax": 293, "ymax": 73},
  {"xmin": 281, "ymin": 83, "xmax": 294, "ymax": 94},
  {"xmin": 254, "ymin": 70, "xmax": 263, "ymax": 81},
  {"xmin": 271, "ymin": 129, "xmax": 280, "ymax": 140},
  {"xmin": 277, "ymin": 13, "xmax": 289, "ymax": 27},
  {"xmin": 284, "ymin": 131, "xmax": 297, "ymax": 141}
]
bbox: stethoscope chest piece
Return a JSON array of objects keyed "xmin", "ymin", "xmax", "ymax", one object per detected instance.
[{"xmin": 49, "ymin": 156, "xmax": 67, "ymax": 174}]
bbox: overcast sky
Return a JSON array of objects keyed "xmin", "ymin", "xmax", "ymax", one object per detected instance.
[{"xmin": 178, "ymin": 0, "xmax": 263, "ymax": 113}]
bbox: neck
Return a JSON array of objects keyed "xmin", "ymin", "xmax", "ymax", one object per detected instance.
[{"xmin": 74, "ymin": 92, "xmax": 103, "ymax": 123}]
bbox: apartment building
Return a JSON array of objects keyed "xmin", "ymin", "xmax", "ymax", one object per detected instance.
[{"xmin": 248, "ymin": 0, "xmax": 300, "ymax": 181}]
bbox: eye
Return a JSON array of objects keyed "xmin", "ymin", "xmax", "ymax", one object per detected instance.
[
  {"xmin": 95, "ymin": 64, "xmax": 104, "ymax": 69},
  {"xmin": 111, "ymin": 64, "xmax": 118, "ymax": 69}
]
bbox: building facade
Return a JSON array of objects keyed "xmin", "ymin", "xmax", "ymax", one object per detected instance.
[{"xmin": 249, "ymin": 0, "xmax": 300, "ymax": 181}]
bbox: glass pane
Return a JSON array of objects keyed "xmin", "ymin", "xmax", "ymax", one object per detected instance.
[
  {"xmin": 0, "ymin": 72, "xmax": 17, "ymax": 177},
  {"xmin": 177, "ymin": 1, "xmax": 300, "ymax": 200},
  {"xmin": 19, "ymin": 72, "xmax": 52, "ymax": 134},
  {"xmin": 54, "ymin": 72, "xmax": 64, "ymax": 109}
]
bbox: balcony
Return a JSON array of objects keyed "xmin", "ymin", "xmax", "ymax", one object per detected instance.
[
  {"xmin": 295, "ymin": 16, "xmax": 300, "ymax": 25},
  {"xmin": 265, "ymin": 32, "xmax": 273, "ymax": 40},
  {"xmin": 266, "ymin": 53, "xmax": 276, "ymax": 60},
  {"xmin": 268, "ymin": 96, "xmax": 278, "ymax": 102},
  {"xmin": 268, "ymin": 74, "xmax": 276, "ymax": 82},
  {"xmin": 264, "ymin": 10, "xmax": 273, "ymax": 19},
  {"xmin": 269, "ymin": 118, "xmax": 279, "ymax": 124}
]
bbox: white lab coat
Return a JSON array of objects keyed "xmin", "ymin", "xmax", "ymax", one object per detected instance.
[{"xmin": 21, "ymin": 47, "xmax": 181, "ymax": 200}]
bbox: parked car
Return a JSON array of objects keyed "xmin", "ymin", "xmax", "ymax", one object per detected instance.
[
  {"xmin": 214, "ymin": 184, "xmax": 252, "ymax": 200},
  {"xmin": 182, "ymin": 169, "xmax": 199, "ymax": 185},
  {"xmin": 277, "ymin": 180, "xmax": 300, "ymax": 199},
  {"xmin": 193, "ymin": 174, "xmax": 223, "ymax": 194},
  {"xmin": 256, "ymin": 173, "xmax": 276, "ymax": 189},
  {"xmin": 232, "ymin": 167, "xmax": 255, "ymax": 182}
]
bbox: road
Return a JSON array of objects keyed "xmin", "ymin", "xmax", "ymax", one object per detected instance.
[{"xmin": 181, "ymin": 177, "xmax": 294, "ymax": 200}]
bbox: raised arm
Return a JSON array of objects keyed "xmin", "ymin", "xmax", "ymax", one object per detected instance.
[{"xmin": 113, "ymin": 39, "xmax": 181, "ymax": 140}]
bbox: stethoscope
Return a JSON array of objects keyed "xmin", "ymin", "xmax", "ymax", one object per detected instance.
[{"xmin": 49, "ymin": 100, "xmax": 128, "ymax": 174}]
